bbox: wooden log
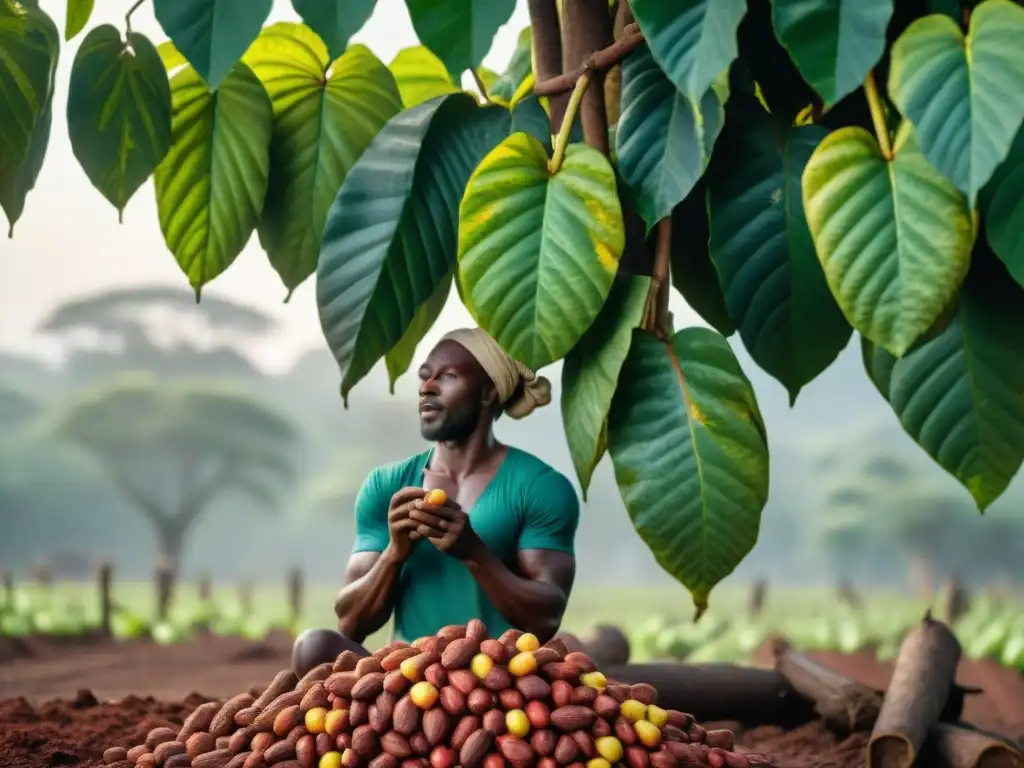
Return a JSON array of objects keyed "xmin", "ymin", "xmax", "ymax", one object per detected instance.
[
  {"xmin": 920, "ymin": 723, "xmax": 1024, "ymax": 768},
  {"xmin": 604, "ymin": 662, "xmax": 816, "ymax": 727},
  {"xmin": 771, "ymin": 637, "xmax": 882, "ymax": 733},
  {"xmin": 868, "ymin": 613, "xmax": 961, "ymax": 768}
]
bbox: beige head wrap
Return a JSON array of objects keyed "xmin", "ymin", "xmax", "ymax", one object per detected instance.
[{"xmin": 439, "ymin": 328, "xmax": 552, "ymax": 420}]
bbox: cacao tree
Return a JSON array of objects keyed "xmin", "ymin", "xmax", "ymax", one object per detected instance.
[{"xmin": 3, "ymin": 0, "xmax": 1024, "ymax": 613}]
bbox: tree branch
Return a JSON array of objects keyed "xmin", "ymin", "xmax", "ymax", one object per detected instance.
[
  {"xmin": 528, "ymin": 0, "xmax": 569, "ymax": 131},
  {"xmin": 560, "ymin": 0, "xmax": 615, "ymax": 155},
  {"xmin": 642, "ymin": 217, "xmax": 672, "ymax": 338},
  {"xmin": 125, "ymin": 0, "xmax": 147, "ymax": 37},
  {"xmin": 535, "ymin": 22, "xmax": 643, "ymax": 97},
  {"xmin": 106, "ymin": 466, "xmax": 168, "ymax": 525}
]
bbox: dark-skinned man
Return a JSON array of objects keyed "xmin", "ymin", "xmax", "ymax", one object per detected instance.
[{"xmin": 292, "ymin": 327, "xmax": 581, "ymax": 676}]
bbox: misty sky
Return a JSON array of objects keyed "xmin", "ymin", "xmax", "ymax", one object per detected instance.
[{"xmin": 0, "ymin": 0, "xmax": 705, "ymax": 373}]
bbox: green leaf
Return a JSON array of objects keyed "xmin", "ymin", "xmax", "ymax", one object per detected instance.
[
  {"xmin": 707, "ymin": 96, "xmax": 850, "ymax": 403},
  {"xmin": 67, "ymin": 26, "xmax": 172, "ymax": 221},
  {"xmin": 157, "ymin": 40, "xmax": 187, "ymax": 73},
  {"xmin": 389, "ymin": 46, "xmax": 460, "ymax": 108},
  {"xmin": 317, "ymin": 94, "xmax": 510, "ymax": 403},
  {"xmin": 802, "ymin": 123, "xmax": 974, "ymax": 357},
  {"xmin": 153, "ymin": 0, "xmax": 273, "ymax": 90},
  {"xmin": 861, "ymin": 335, "xmax": 895, "ymax": 401},
  {"xmin": 981, "ymin": 122, "xmax": 1024, "ymax": 287},
  {"xmin": 561, "ymin": 276, "xmax": 650, "ymax": 498},
  {"xmin": 668, "ymin": 181, "xmax": 736, "ymax": 337},
  {"xmin": 0, "ymin": 0, "xmax": 58, "ymax": 166},
  {"xmin": 404, "ymin": 0, "xmax": 516, "ymax": 78},
  {"xmin": 290, "ymin": 0, "xmax": 376, "ymax": 60},
  {"xmin": 154, "ymin": 62, "xmax": 273, "ymax": 297},
  {"xmin": 888, "ymin": 0, "xmax": 1024, "ymax": 205},
  {"xmin": 510, "ymin": 95, "xmax": 555, "ymax": 151},
  {"xmin": 607, "ymin": 327, "xmax": 769, "ymax": 615},
  {"xmin": 385, "ymin": 273, "xmax": 453, "ymax": 393},
  {"xmin": 869, "ymin": 258, "xmax": 1024, "ymax": 511},
  {"xmin": 458, "ymin": 135, "xmax": 625, "ymax": 371},
  {"xmin": 617, "ymin": 43, "xmax": 724, "ymax": 231},
  {"xmin": 0, "ymin": 58, "xmax": 53, "ymax": 237},
  {"xmin": 65, "ymin": 0, "xmax": 93, "ymax": 40},
  {"xmin": 489, "ymin": 26, "xmax": 532, "ymax": 105},
  {"xmin": 243, "ymin": 23, "xmax": 402, "ymax": 296},
  {"xmin": 629, "ymin": 0, "xmax": 746, "ymax": 105},
  {"xmin": 770, "ymin": 0, "xmax": 894, "ymax": 107}
]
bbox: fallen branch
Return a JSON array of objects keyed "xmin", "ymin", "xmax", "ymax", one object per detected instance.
[
  {"xmin": 534, "ymin": 23, "xmax": 644, "ymax": 96},
  {"xmin": 770, "ymin": 637, "xmax": 882, "ymax": 734},
  {"xmin": 869, "ymin": 613, "xmax": 962, "ymax": 768},
  {"xmin": 920, "ymin": 723, "xmax": 1024, "ymax": 768}
]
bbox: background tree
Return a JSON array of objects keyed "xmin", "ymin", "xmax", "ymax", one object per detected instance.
[{"xmin": 47, "ymin": 373, "xmax": 304, "ymax": 595}]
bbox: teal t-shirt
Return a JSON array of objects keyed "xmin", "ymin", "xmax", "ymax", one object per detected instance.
[{"xmin": 351, "ymin": 446, "xmax": 580, "ymax": 642}]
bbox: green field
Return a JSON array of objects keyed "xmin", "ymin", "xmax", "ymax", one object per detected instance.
[{"xmin": 3, "ymin": 581, "xmax": 1023, "ymax": 672}]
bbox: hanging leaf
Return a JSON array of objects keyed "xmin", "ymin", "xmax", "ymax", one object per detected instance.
[
  {"xmin": 153, "ymin": 0, "xmax": 273, "ymax": 90},
  {"xmin": 244, "ymin": 24, "xmax": 402, "ymax": 296},
  {"xmin": 510, "ymin": 95, "xmax": 555, "ymax": 151},
  {"xmin": 154, "ymin": 62, "xmax": 273, "ymax": 297},
  {"xmin": 561, "ymin": 276, "xmax": 649, "ymax": 498},
  {"xmin": 867, "ymin": 257, "xmax": 1024, "ymax": 511},
  {"xmin": 617, "ymin": 43, "xmax": 724, "ymax": 231},
  {"xmin": 389, "ymin": 46, "xmax": 460, "ymax": 108},
  {"xmin": 290, "ymin": 0, "xmax": 377, "ymax": 60},
  {"xmin": 458, "ymin": 134, "xmax": 625, "ymax": 371},
  {"xmin": 629, "ymin": 0, "xmax": 747, "ymax": 105},
  {"xmin": 608, "ymin": 327, "xmax": 769, "ymax": 616},
  {"xmin": 489, "ymin": 26, "xmax": 532, "ymax": 105},
  {"xmin": 861, "ymin": 335, "xmax": 895, "ymax": 402},
  {"xmin": 981, "ymin": 122, "xmax": 1024, "ymax": 288},
  {"xmin": 802, "ymin": 122, "xmax": 973, "ymax": 357},
  {"xmin": 404, "ymin": 0, "xmax": 516, "ymax": 78},
  {"xmin": 771, "ymin": 0, "xmax": 894, "ymax": 107},
  {"xmin": 888, "ymin": 0, "xmax": 1024, "ymax": 205},
  {"xmin": 67, "ymin": 26, "xmax": 172, "ymax": 221},
  {"xmin": 707, "ymin": 96, "xmax": 850, "ymax": 403},
  {"xmin": 385, "ymin": 274, "xmax": 453, "ymax": 393},
  {"xmin": 65, "ymin": 0, "xmax": 93, "ymax": 41},
  {"xmin": 0, "ymin": 69, "xmax": 54, "ymax": 237},
  {"xmin": 317, "ymin": 94, "xmax": 510, "ymax": 403},
  {"xmin": 667, "ymin": 182, "xmax": 735, "ymax": 337}
]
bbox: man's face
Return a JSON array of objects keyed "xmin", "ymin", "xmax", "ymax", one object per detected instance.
[{"xmin": 417, "ymin": 341, "xmax": 494, "ymax": 441}]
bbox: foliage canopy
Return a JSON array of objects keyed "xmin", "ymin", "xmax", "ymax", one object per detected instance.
[{"xmin": 3, "ymin": 0, "xmax": 1024, "ymax": 612}]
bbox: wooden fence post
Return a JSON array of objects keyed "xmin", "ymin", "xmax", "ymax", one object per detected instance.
[
  {"xmin": 749, "ymin": 579, "xmax": 768, "ymax": 618},
  {"xmin": 96, "ymin": 559, "xmax": 113, "ymax": 636},
  {"xmin": 154, "ymin": 557, "xmax": 174, "ymax": 622},
  {"xmin": 238, "ymin": 580, "xmax": 254, "ymax": 617},
  {"xmin": 2, "ymin": 570, "xmax": 12, "ymax": 609},
  {"xmin": 287, "ymin": 567, "xmax": 304, "ymax": 627}
]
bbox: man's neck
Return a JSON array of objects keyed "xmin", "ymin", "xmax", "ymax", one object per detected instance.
[{"xmin": 431, "ymin": 427, "xmax": 504, "ymax": 480}]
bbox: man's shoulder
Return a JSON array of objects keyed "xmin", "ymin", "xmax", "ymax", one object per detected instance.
[{"xmin": 508, "ymin": 448, "xmax": 578, "ymax": 500}]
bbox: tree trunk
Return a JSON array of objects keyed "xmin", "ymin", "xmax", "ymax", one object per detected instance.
[{"xmin": 154, "ymin": 520, "xmax": 186, "ymax": 620}]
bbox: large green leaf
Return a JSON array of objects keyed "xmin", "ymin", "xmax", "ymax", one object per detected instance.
[
  {"xmin": 802, "ymin": 122, "xmax": 974, "ymax": 357},
  {"xmin": 67, "ymin": 26, "xmax": 172, "ymax": 221},
  {"xmin": 153, "ymin": 0, "xmax": 273, "ymax": 90},
  {"xmin": 0, "ymin": 0, "xmax": 58, "ymax": 167},
  {"xmin": 861, "ymin": 334, "xmax": 895, "ymax": 402},
  {"xmin": 866, "ymin": 258, "xmax": 1024, "ymax": 511},
  {"xmin": 489, "ymin": 26, "xmax": 532, "ymax": 105},
  {"xmin": 667, "ymin": 181, "xmax": 735, "ymax": 337},
  {"xmin": 888, "ymin": 0, "xmax": 1024, "ymax": 205},
  {"xmin": 0, "ymin": 59, "xmax": 53, "ymax": 237},
  {"xmin": 291, "ymin": 0, "xmax": 376, "ymax": 60},
  {"xmin": 629, "ymin": 0, "xmax": 746, "ymax": 105},
  {"xmin": 708, "ymin": 97, "xmax": 850, "ymax": 403},
  {"xmin": 389, "ymin": 46, "xmax": 460, "ymax": 108},
  {"xmin": 561, "ymin": 276, "xmax": 649, "ymax": 498},
  {"xmin": 154, "ymin": 62, "xmax": 272, "ymax": 297},
  {"xmin": 317, "ymin": 94, "xmax": 509, "ymax": 403},
  {"xmin": 617, "ymin": 44, "xmax": 724, "ymax": 231},
  {"xmin": 770, "ymin": 0, "xmax": 894, "ymax": 107},
  {"xmin": 458, "ymin": 135, "xmax": 625, "ymax": 371},
  {"xmin": 385, "ymin": 274, "xmax": 453, "ymax": 393},
  {"xmin": 980, "ymin": 122, "xmax": 1024, "ymax": 288},
  {"xmin": 607, "ymin": 327, "xmax": 769, "ymax": 615},
  {"xmin": 65, "ymin": 0, "xmax": 93, "ymax": 40},
  {"xmin": 243, "ymin": 24, "xmax": 402, "ymax": 296},
  {"xmin": 404, "ymin": 0, "xmax": 516, "ymax": 78}
]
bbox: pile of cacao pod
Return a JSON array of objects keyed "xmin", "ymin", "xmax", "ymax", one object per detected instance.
[{"xmin": 100, "ymin": 621, "xmax": 762, "ymax": 768}]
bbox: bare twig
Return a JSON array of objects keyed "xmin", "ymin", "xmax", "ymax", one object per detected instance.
[
  {"xmin": 535, "ymin": 23, "xmax": 644, "ymax": 97},
  {"xmin": 125, "ymin": 0, "xmax": 147, "ymax": 37},
  {"xmin": 642, "ymin": 217, "xmax": 672, "ymax": 338}
]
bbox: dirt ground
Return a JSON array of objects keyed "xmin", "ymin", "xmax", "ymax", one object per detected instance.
[{"xmin": 1, "ymin": 634, "xmax": 1022, "ymax": 768}]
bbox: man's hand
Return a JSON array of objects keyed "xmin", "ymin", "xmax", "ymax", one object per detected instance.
[
  {"xmin": 386, "ymin": 487, "xmax": 428, "ymax": 562},
  {"xmin": 409, "ymin": 498, "xmax": 482, "ymax": 560}
]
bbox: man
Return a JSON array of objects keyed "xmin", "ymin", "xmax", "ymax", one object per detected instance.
[{"xmin": 292, "ymin": 327, "xmax": 581, "ymax": 676}]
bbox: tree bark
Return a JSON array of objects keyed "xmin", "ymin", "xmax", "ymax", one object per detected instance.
[
  {"xmin": 560, "ymin": 0, "xmax": 614, "ymax": 154},
  {"xmin": 527, "ymin": 0, "xmax": 569, "ymax": 131},
  {"xmin": 154, "ymin": 519, "xmax": 186, "ymax": 620}
]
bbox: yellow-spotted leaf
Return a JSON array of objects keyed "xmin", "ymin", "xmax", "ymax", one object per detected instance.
[
  {"xmin": 802, "ymin": 122, "xmax": 974, "ymax": 357},
  {"xmin": 385, "ymin": 273, "xmax": 453, "ymax": 393},
  {"xmin": 154, "ymin": 62, "xmax": 272, "ymax": 297},
  {"xmin": 458, "ymin": 134, "xmax": 625, "ymax": 370},
  {"xmin": 389, "ymin": 46, "xmax": 460, "ymax": 108},
  {"xmin": 67, "ymin": 26, "xmax": 172, "ymax": 220},
  {"xmin": 607, "ymin": 327, "xmax": 769, "ymax": 616},
  {"xmin": 244, "ymin": 23, "xmax": 402, "ymax": 296}
]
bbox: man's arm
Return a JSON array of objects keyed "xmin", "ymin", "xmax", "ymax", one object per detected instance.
[{"xmin": 334, "ymin": 547, "xmax": 404, "ymax": 643}]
